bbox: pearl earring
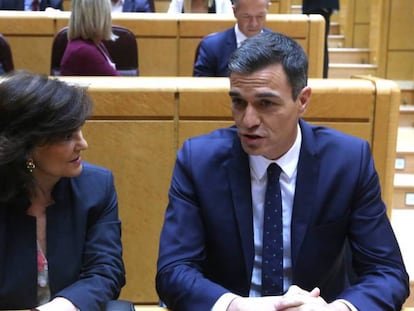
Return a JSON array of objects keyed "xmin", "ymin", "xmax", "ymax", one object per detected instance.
[{"xmin": 26, "ymin": 159, "xmax": 36, "ymax": 173}]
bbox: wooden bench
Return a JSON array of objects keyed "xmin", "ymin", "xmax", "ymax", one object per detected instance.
[
  {"xmin": 0, "ymin": 11, "xmax": 55, "ymax": 74},
  {"xmin": 54, "ymin": 76, "xmax": 400, "ymax": 304},
  {"xmin": 0, "ymin": 11, "xmax": 324, "ymax": 77}
]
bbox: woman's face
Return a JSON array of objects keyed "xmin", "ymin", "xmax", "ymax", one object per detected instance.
[{"xmin": 30, "ymin": 129, "xmax": 88, "ymax": 186}]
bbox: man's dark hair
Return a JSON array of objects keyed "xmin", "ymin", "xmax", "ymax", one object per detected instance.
[{"xmin": 228, "ymin": 31, "xmax": 308, "ymax": 100}]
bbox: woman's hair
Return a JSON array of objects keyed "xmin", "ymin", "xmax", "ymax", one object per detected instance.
[
  {"xmin": 0, "ymin": 70, "xmax": 93, "ymax": 203},
  {"xmin": 68, "ymin": 0, "xmax": 115, "ymax": 41},
  {"xmin": 228, "ymin": 31, "xmax": 308, "ymax": 101}
]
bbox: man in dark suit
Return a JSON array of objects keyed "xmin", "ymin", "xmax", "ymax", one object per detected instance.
[
  {"xmin": 156, "ymin": 31, "xmax": 409, "ymax": 310},
  {"xmin": 111, "ymin": 0, "xmax": 154, "ymax": 12},
  {"xmin": 122, "ymin": 0, "xmax": 154, "ymax": 11},
  {"xmin": 0, "ymin": 0, "xmax": 63, "ymax": 10},
  {"xmin": 193, "ymin": 0, "xmax": 269, "ymax": 77},
  {"xmin": 302, "ymin": 0, "xmax": 340, "ymax": 78}
]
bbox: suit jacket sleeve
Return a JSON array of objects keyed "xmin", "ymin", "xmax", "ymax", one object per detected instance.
[
  {"xmin": 156, "ymin": 138, "xmax": 232, "ymax": 311},
  {"xmin": 332, "ymin": 142, "xmax": 409, "ymax": 309},
  {"xmin": 50, "ymin": 165, "xmax": 125, "ymax": 310},
  {"xmin": 193, "ymin": 38, "xmax": 217, "ymax": 77}
]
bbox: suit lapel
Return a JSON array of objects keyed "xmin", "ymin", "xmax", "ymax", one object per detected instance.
[
  {"xmin": 291, "ymin": 120, "xmax": 319, "ymax": 270},
  {"xmin": 227, "ymin": 28, "xmax": 237, "ymax": 50},
  {"xmin": 226, "ymin": 136, "xmax": 255, "ymax": 280}
]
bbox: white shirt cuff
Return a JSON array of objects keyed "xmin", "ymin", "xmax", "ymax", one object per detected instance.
[
  {"xmin": 36, "ymin": 297, "xmax": 79, "ymax": 311},
  {"xmin": 211, "ymin": 293, "xmax": 239, "ymax": 311},
  {"xmin": 336, "ymin": 299, "xmax": 359, "ymax": 311}
]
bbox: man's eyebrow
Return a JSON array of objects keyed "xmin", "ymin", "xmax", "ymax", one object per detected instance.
[
  {"xmin": 229, "ymin": 90, "xmax": 240, "ymax": 97},
  {"xmin": 228, "ymin": 90, "xmax": 281, "ymax": 98},
  {"xmin": 256, "ymin": 92, "xmax": 280, "ymax": 98}
]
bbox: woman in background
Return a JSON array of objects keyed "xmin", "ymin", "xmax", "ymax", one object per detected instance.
[
  {"xmin": 0, "ymin": 71, "xmax": 125, "ymax": 310},
  {"xmin": 167, "ymin": 0, "xmax": 232, "ymax": 13},
  {"xmin": 61, "ymin": 0, "xmax": 120, "ymax": 76}
]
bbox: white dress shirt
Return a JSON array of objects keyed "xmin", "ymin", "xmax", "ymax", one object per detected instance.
[{"xmin": 212, "ymin": 125, "xmax": 357, "ymax": 311}]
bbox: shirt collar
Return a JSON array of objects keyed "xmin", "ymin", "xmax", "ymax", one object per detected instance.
[
  {"xmin": 234, "ymin": 24, "xmax": 248, "ymax": 48},
  {"xmin": 249, "ymin": 123, "xmax": 302, "ymax": 181}
]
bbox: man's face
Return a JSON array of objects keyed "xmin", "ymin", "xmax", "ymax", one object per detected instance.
[
  {"xmin": 229, "ymin": 63, "xmax": 310, "ymax": 160},
  {"xmin": 233, "ymin": 0, "xmax": 268, "ymax": 37}
]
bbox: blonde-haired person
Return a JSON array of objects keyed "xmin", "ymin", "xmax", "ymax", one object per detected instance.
[
  {"xmin": 167, "ymin": 0, "xmax": 232, "ymax": 13},
  {"xmin": 60, "ymin": 0, "xmax": 120, "ymax": 76}
]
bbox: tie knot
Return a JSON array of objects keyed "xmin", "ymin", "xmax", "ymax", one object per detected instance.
[{"xmin": 267, "ymin": 163, "xmax": 282, "ymax": 180}]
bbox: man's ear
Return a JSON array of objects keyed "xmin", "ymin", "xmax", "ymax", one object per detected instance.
[{"xmin": 297, "ymin": 86, "xmax": 311, "ymax": 116}]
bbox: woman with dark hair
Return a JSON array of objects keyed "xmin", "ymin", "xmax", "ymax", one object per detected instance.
[{"xmin": 0, "ymin": 71, "xmax": 125, "ymax": 311}]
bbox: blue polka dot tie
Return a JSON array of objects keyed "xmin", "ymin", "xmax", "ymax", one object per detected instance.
[{"xmin": 261, "ymin": 163, "xmax": 283, "ymax": 296}]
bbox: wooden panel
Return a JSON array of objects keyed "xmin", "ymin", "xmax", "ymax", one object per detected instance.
[
  {"xmin": 389, "ymin": 0, "xmax": 414, "ymax": 50},
  {"xmin": 306, "ymin": 14, "xmax": 324, "ymax": 78},
  {"xmin": 266, "ymin": 14, "xmax": 309, "ymax": 37},
  {"xmin": 304, "ymin": 79, "xmax": 374, "ymax": 120},
  {"xmin": 178, "ymin": 77, "xmax": 230, "ymax": 117},
  {"xmin": 386, "ymin": 52, "xmax": 414, "ymax": 80},
  {"xmin": 139, "ymin": 37, "xmax": 178, "ymax": 76},
  {"xmin": 82, "ymin": 121, "xmax": 175, "ymax": 304},
  {"xmin": 0, "ymin": 11, "xmax": 55, "ymax": 74},
  {"xmin": 112, "ymin": 13, "xmax": 178, "ymax": 36},
  {"xmin": 0, "ymin": 11, "xmax": 55, "ymax": 34},
  {"xmin": 354, "ymin": 0, "xmax": 370, "ymax": 23},
  {"xmin": 57, "ymin": 77, "xmax": 176, "ymax": 117},
  {"xmin": 6, "ymin": 36, "xmax": 52, "ymax": 74},
  {"xmin": 353, "ymin": 24, "xmax": 369, "ymax": 48},
  {"xmin": 179, "ymin": 120, "xmax": 235, "ymax": 147},
  {"xmin": 178, "ymin": 14, "xmax": 235, "ymax": 37}
]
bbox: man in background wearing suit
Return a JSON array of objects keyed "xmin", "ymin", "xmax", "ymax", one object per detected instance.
[
  {"xmin": 193, "ymin": 0, "xmax": 269, "ymax": 77},
  {"xmin": 0, "ymin": 0, "xmax": 62, "ymax": 10},
  {"xmin": 302, "ymin": 0, "xmax": 339, "ymax": 78},
  {"xmin": 156, "ymin": 31, "xmax": 409, "ymax": 310},
  {"xmin": 111, "ymin": 0, "xmax": 154, "ymax": 12}
]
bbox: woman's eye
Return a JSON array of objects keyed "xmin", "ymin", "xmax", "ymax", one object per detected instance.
[{"xmin": 63, "ymin": 133, "xmax": 73, "ymax": 141}]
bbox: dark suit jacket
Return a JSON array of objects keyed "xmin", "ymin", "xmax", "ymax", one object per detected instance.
[
  {"xmin": 61, "ymin": 39, "xmax": 120, "ymax": 76},
  {"xmin": 0, "ymin": 163, "xmax": 125, "ymax": 310},
  {"xmin": 193, "ymin": 28, "xmax": 271, "ymax": 77},
  {"xmin": 156, "ymin": 121, "xmax": 409, "ymax": 311},
  {"xmin": 302, "ymin": 0, "xmax": 339, "ymax": 12},
  {"xmin": 0, "ymin": 0, "xmax": 63, "ymax": 10},
  {"xmin": 122, "ymin": 0, "xmax": 154, "ymax": 12}
]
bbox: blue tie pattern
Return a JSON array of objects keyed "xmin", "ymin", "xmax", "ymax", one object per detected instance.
[{"xmin": 261, "ymin": 163, "xmax": 283, "ymax": 296}]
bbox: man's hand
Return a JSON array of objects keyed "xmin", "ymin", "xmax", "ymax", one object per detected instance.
[
  {"xmin": 277, "ymin": 286, "xmax": 351, "ymax": 311},
  {"xmin": 226, "ymin": 285, "xmax": 321, "ymax": 311}
]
